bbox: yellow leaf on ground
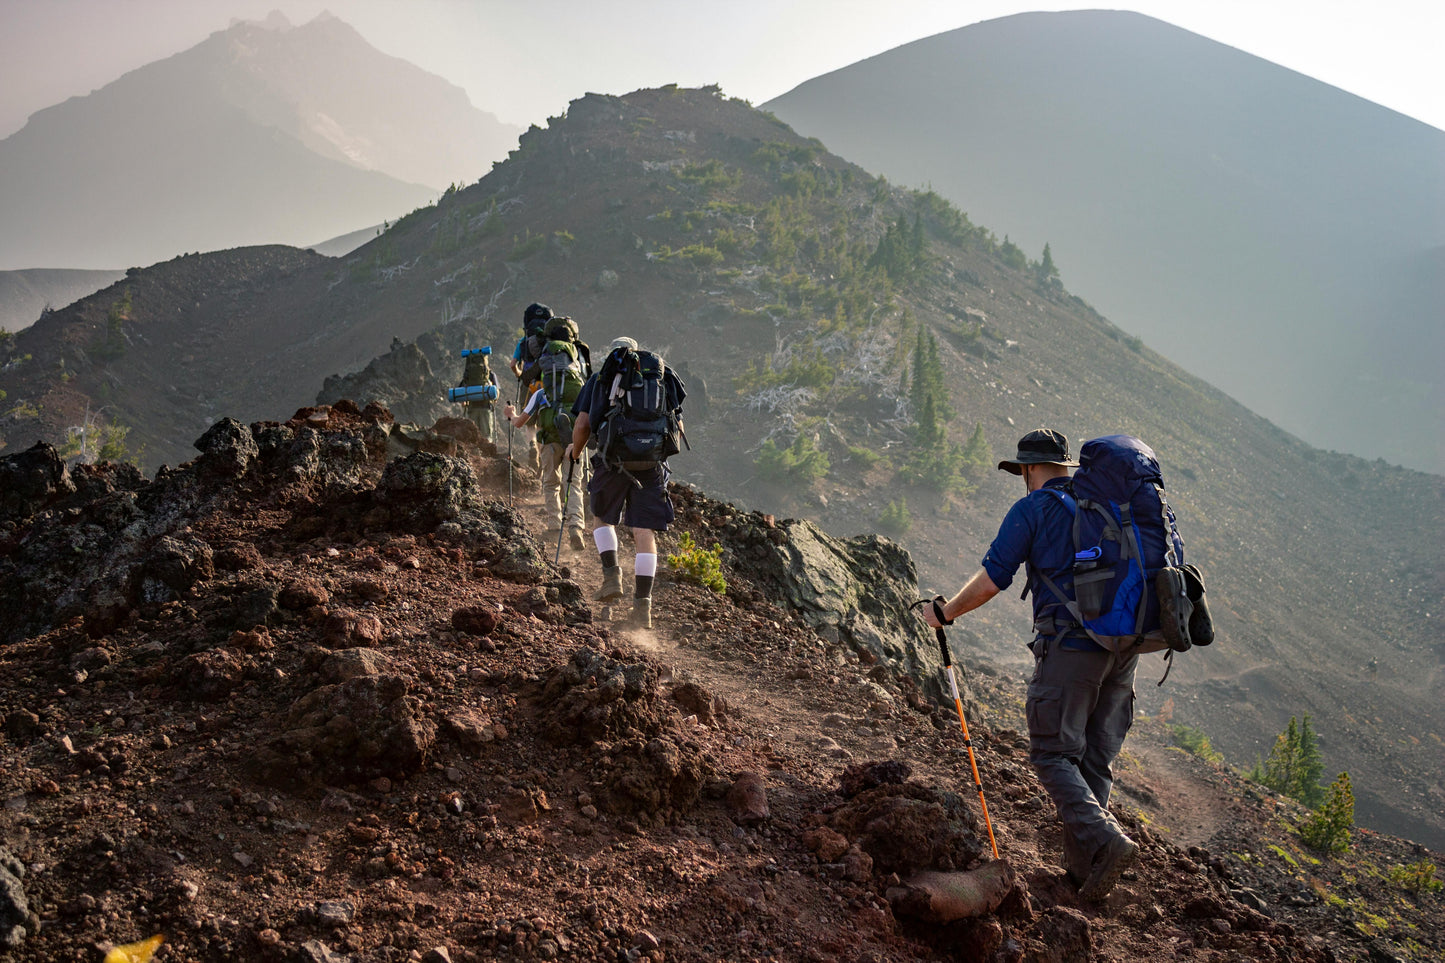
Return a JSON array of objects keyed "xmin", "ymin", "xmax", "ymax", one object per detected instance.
[{"xmin": 104, "ymin": 934, "xmax": 164, "ymax": 963}]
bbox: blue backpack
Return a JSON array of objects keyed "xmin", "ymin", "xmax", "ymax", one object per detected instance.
[{"xmin": 1033, "ymin": 435, "xmax": 1208, "ymax": 660}]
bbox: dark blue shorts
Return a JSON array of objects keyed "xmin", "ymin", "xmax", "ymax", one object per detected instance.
[{"xmin": 588, "ymin": 456, "xmax": 674, "ymax": 530}]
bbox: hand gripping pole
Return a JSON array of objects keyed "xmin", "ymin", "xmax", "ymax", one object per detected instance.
[{"xmin": 914, "ymin": 597, "xmax": 1000, "ymax": 860}]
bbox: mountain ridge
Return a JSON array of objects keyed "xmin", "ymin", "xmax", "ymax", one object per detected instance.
[
  {"xmin": 0, "ymin": 85, "xmax": 1440, "ymax": 853},
  {"xmin": 763, "ymin": 10, "xmax": 1445, "ymax": 473}
]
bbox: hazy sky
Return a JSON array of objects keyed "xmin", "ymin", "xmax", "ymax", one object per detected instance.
[{"xmin": 1, "ymin": 0, "xmax": 1442, "ymax": 139}]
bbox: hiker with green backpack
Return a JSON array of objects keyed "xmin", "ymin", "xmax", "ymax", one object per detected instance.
[
  {"xmin": 920, "ymin": 429, "xmax": 1212, "ymax": 901},
  {"xmin": 455, "ymin": 346, "xmax": 499, "ymax": 445},
  {"xmin": 508, "ymin": 302, "xmax": 555, "ymax": 472},
  {"xmin": 502, "ymin": 318, "xmax": 591, "ymax": 548}
]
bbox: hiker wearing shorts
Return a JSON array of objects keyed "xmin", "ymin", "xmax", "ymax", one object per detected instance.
[
  {"xmin": 566, "ymin": 337, "xmax": 686, "ymax": 630},
  {"xmin": 921, "ymin": 428, "xmax": 1140, "ymax": 900}
]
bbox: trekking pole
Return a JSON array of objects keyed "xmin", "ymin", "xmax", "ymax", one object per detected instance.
[
  {"xmin": 507, "ymin": 375, "xmax": 524, "ymax": 508},
  {"xmin": 554, "ymin": 455, "xmax": 577, "ymax": 566},
  {"xmin": 913, "ymin": 596, "xmax": 1000, "ymax": 860}
]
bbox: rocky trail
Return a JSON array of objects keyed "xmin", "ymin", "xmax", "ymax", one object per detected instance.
[{"xmin": 0, "ymin": 406, "xmax": 1439, "ymax": 962}]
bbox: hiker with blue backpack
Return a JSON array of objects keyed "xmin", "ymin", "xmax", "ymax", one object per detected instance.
[
  {"xmin": 565, "ymin": 336, "xmax": 687, "ymax": 629},
  {"xmin": 921, "ymin": 428, "xmax": 1211, "ymax": 901}
]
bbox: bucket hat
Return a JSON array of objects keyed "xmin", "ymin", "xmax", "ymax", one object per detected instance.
[{"xmin": 997, "ymin": 428, "xmax": 1079, "ymax": 475}]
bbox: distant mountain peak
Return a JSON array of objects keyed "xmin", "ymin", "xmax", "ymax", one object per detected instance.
[
  {"xmin": 229, "ymin": 10, "xmax": 294, "ymax": 31},
  {"xmin": 0, "ymin": 11, "xmax": 521, "ymax": 270}
]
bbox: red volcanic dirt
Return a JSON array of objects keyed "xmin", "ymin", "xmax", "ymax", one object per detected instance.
[{"xmin": 0, "ymin": 417, "xmax": 1438, "ymax": 963}]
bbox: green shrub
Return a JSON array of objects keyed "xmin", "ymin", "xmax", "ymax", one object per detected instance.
[
  {"xmin": 732, "ymin": 349, "xmax": 836, "ymax": 394},
  {"xmin": 667, "ymin": 533, "xmax": 726, "ymax": 594},
  {"xmin": 1170, "ymin": 723, "xmax": 1224, "ymax": 764},
  {"xmin": 678, "ymin": 160, "xmax": 740, "ymax": 191},
  {"xmin": 960, "ymin": 423, "xmax": 992, "ymax": 483},
  {"xmin": 878, "ymin": 498, "xmax": 911, "ymax": 535},
  {"xmin": 507, "ymin": 232, "xmax": 546, "ymax": 261},
  {"xmin": 1299, "ymin": 772, "xmax": 1354, "ymax": 854},
  {"xmin": 847, "ymin": 445, "xmax": 881, "ymax": 468},
  {"xmin": 676, "ymin": 243, "xmax": 724, "ymax": 266},
  {"xmin": 1387, "ymin": 861, "xmax": 1442, "ymax": 894},
  {"xmin": 999, "ymin": 235, "xmax": 1028, "ymax": 271},
  {"xmin": 897, "ymin": 440, "xmax": 972, "ymax": 496},
  {"xmin": 757, "ymin": 435, "xmax": 829, "ymax": 482}
]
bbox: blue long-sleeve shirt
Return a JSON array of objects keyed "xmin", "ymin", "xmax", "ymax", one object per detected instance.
[{"xmin": 981, "ymin": 476, "xmax": 1101, "ymax": 651}]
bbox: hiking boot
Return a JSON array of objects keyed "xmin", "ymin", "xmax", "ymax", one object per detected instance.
[
  {"xmin": 1183, "ymin": 564, "xmax": 1214, "ymax": 645},
  {"xmin": 1062, "ymin": 833, "xmax": 1091, "ymax": 887},
  {"xmin": 568, "ymin": 527, "xmax": 586, "ymax": 550},
  {"xmin": 1079, "ymin": 833, "xmax": 1139, "ymax": 900},
  {"xmin": 628, "ymin": 597, "xmax": 652, "ymax": 630},
  {"xmin": 593, "ymin": 566, "xmax": 623, "ymax": 602}
]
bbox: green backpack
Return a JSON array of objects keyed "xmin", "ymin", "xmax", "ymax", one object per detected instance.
[{"xmin": 535, "ymin": 340, "xmax": 585, "ymax": 444}]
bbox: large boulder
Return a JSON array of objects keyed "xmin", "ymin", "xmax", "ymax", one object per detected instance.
[
  {"xmin": 253, "ymin": 675, "xmax": 436, "ymax": 786},
  {"xmin": 755, "ymin": 518, "xmax": 943, "ymax": 686},
  {"xmin": 0, "ymin": 845, "xmax": 31, "ymax": 949},
  {"xmin": 0, "ymin": 442, "xmax": 74, "ymax": 525}
]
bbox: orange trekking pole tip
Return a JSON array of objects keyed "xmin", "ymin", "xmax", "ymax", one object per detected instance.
[{"xmin": 914, "ymin": 597, "xmax": 1000, "ymax": 860}]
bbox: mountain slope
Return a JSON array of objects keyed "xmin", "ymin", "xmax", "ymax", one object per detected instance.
[
  {"xmin": 0, "ymin": 419, "xmax": 1438, "ymax": 963},
  {"xmin": 763, "ymin": 10, "xmax": 1445, "ymax": 473},
  {"xmin": 0, "ymin": 86, "xmax": 1440, "ymax": 853},
  {"xmin": 0, "ymin": 269, "xmax": 125, "ymax": 333},
  {"xmin": 0, "ymin": 12, "xmax": 520, "ymax": 270}
]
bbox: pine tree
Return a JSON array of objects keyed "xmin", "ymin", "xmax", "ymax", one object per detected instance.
[
  {"xmin": 960, "ymin": 423, "xmax": 992, "ymax": 480},
  {"xmin": 1259, "ymin": 717, "xmax": 1301, "ymax": 796},
  {"xmin": 1295, "ymin": 714, "xmax": 1325, "ymax": 807},
  {"xmin": 909, "ymin": 328, "xmax": 927, "ymax": 415},
  {"xmin": 1249, "ymin": 714, "xmax": 1327, "ymax": 807},
  {"xmin": 915, "ymin": 395, "xmax": 943, "ymax": 447},
  {"xmin": 1037, "ymin": 242, "xmax": 1060, "ymax": 284},
  {"xmin": 1300, "ymin": 772, "xmax": 1355, "ymax": 855}
]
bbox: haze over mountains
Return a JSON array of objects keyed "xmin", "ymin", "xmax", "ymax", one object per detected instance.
[
  {"xmin": 764, "ymin": 11, "xmax": 1445, "ymax": 474},
  {"xmin": 0, "ymin": 11, "xmax": 521, "ymax": 273},
  {"xmin": 3, "ymin": 85, "xmax": 1441, "ymax": 850}
]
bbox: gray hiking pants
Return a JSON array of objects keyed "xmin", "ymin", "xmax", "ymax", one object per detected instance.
[{"xmin": 1026, "ymin": 641, "xmax": 1137, "ymax": 864}]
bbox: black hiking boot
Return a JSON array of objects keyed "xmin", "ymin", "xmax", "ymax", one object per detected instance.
[
  {"xmin": 1062, "ymin": 833, "xmax": 1091, "ymax": 887},
  {"xmin": 628, "ymin": 597, "xmax": 652, "ymax": 630},
  {"xmin": 593, "ymin": 566, "xmax": 623, "ymax": 603},
  {"xmin": 1079, "ymin": 833, "xmax": 1138, "ymax": 900}
]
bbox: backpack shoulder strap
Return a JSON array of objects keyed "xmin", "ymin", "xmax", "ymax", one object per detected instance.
[{"xmin": 1019, "ymin": 486, "xmax": 1076, "ymax": 601}]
